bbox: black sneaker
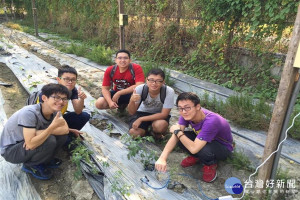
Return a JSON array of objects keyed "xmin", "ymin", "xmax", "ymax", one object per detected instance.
[
  {"xmin": 45, "ymin": 158, "xmax": 62, "ymax": 169},
  {"xmin": 21, "ymin": 164, "xmax": 53, "ymax": 180}
]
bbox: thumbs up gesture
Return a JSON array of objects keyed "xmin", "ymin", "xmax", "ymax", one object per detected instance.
[
  {"xmin": 51, "ymin": 112, "xmax": 66, "ymax": 128},
  {"xmin": 78, "ymin": 86, "xmax": 87, "ymax": 100},
  {"xmin": 130, "ymin": 89, "xmax": 141, "ymax": 103}
]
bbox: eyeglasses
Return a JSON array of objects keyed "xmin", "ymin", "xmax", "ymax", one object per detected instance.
[
  {"xmin": 50, "ymin": 95, "xmax": 69, "ymax": 103},
  {"xmin": 60, "ymin": 77, "xmax": 77, "ymax": 83},
  {"xmin": 147, "ymin": 79, "xmax": 164, "ymax": 84},
  {"xmin": 177, "ymin": 106, "xmax": 195, "ymax": 112},
  {"xmin": 116, "ymin": 57, "xmax": 129, "ymax": 60}
]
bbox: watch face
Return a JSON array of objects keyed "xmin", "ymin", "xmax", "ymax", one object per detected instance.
[{"xmin": 174, "ymin": 130, "xmax": 180, "ymax": 135}]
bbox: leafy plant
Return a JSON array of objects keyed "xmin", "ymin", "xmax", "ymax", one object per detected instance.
[
  {"xmin": 70, "ymin": 138, "xmax": 97, "ymax": 180},
  {"xmin": 121, "ymin": 134, "xmax": 158, "ymax": 168},
  {"xmin": 110, "ymin": 170, "xmax": 132, "ymax": 197}
]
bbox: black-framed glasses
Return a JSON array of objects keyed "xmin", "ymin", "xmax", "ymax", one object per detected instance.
[
  {"xmin": 147, "ymin": 79, "xmax": 164, "ymax": 84},
  {"xmin": 116, "ymin": 57, "xmax": 129, "ymax": 60},
  {"xmin": 177, "ymin": 106, "xmax": 195, "ymax": 112},
  {"xmin": 50, "ymin": 95, "xmax": 68, "ymax": 103},
  {"xmin": 60, "ymin": 77, "xmax": 77, "ymax": 83}
]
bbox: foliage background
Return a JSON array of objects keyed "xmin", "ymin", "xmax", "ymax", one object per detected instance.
[
  {"xmin": 2, "ymin": 0, "xmax": 300, "ymax": 137},
  {"xmin": 6, "ymin": 0, "xmax": 297, "ymax": 98}
]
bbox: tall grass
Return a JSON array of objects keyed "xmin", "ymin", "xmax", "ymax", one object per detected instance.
[{"xmin": 200, "ymin": 93, "xmax": 272, "ymax": 131}]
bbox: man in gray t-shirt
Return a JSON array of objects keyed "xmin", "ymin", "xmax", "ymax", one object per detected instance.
[
  {"xmin": 0, "ymin": 83, "xmax": 70, "ymax": 180},
  {"xmin": 128, "ymin": 68, "xmax": 174, "ymax": 139}
]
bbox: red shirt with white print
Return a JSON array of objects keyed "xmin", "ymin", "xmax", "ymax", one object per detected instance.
[{"xmin": 102, "ymin": 63, "xmax": 145, "ymax": 91}]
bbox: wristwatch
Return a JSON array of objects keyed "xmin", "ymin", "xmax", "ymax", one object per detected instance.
[{"xmin": 174, "ymin": 129, "xmax": 182, "ymax": 135}]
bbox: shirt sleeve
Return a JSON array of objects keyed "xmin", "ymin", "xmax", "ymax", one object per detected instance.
[
  {"xmin": 71, "ymin": 88, "xmax": 78, "ymax": 99},
  {"xmin": 133, "ymin": 64, "xmax": 145, "ymax": 83},
  {"xmin": 102, "ymin": 66, "xmax": 113, "ymax": 87},
  {"xmin": 163, "ymin": 86, "xmax": 174, "ymax": 109},
  {"xmin": 18, "ymin": 110, "xmax": 37, "ymax": 128},
  {"xmin": 134, "ymin": 84, "xmax": 144, "ymax": 104}
]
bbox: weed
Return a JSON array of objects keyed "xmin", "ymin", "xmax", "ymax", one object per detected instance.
[
  {"xmin": 60, "ymin": 42, "xmax": 88, "ymax": 57},
  {"xmin": 200, "ymin": 93, "xmax": 272, "ymax": 131},
  {"xmin": 86, "ymin": 45, "xmax": 113, "ymax": 65},
  {"xmin": 110, "ymin": 170, "xmax": 132, "ymax": 197},
  {"xmin": 226, "ymin": 150, "xmax": 254, "ymax": 172}
]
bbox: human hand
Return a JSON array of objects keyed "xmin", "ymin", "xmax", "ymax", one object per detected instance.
[
  {"xmin": 78, "ymin": 86, "xmax": 87, "ymax": 100},
  {"xmin": 108, "ymin": 101, "xmax": 119, "ymax": 109},
  {"xmin": 50, "ymin": 112, "xmax": 66, "ymax": 129},
  {"xmin": 112, "ymin": 91, "xmax": 121, "ymax": 103},
  {"xmin": 155, "ymin": 158, "xmax": 167, "ymax": 172},
  {"xmin": 132, "ymin": 118, "xmax": 142, "ymax": 129},
  {"xmin": 130, "ymin": 89, "xmax": 141, "ymax": 103},
  {"xmin": 69, "ymin": 128, "xmax": 83, "ymax": 137},
  {"xmin": 23, "ymin": 142, "xmax": 31, "ymax": 150},
  {"xmin": 170, "ymin": 124, "xmax": 181, "ymax": 133}
]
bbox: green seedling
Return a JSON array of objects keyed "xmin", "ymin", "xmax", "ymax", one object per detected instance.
[{"xmin": 110, "ymin": 170, "xmax": 132, "ymax": 197}]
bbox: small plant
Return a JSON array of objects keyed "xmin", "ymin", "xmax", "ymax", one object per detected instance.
[
  {"xmin": 101, "ymin": 160, "xmax": 110, "ymax": 168},
  {"xmin": 70, "ymin": 138, "xmax": 98, "ymax": 180},
  {"xmin": 226, "ymin": 150, "xmax": 254, "ymax": 172},
  {"xmin": 110, "ymin": 170, "xmax": 132, "ymax": 197},
  {"xmin": 106, "ymin": 123, "xmax": 113, "ymax": 135},
  {"xmin": 28, "ymin": 81, "xmax": 42, "ymax": 91},
  {"xmin": 121, "ymin": 134, "xmax": 158, "ymax": 169}
]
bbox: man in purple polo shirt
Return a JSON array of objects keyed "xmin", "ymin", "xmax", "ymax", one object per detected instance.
[{"xmin": 155, "ymin": 92, "xmax": 233, "ymax": 183}]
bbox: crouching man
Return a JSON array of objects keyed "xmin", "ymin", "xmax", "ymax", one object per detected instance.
[
  {"xmin": 155, "ymin": 92, "xmax": 233, "ymax": 182},
  {"xmin": 0, "ymin": 83, "xmax": 71, "ymax": 180},
  {"xmin": 128, "ymin": 68, "xmax": 174, "ymax": 139}
]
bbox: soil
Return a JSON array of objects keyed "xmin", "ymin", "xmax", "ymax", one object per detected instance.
[{"xmin": 1, "ymin": 25, "xmax": 300, "ymax": 200}]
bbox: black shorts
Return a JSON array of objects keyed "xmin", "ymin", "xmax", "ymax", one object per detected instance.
[
  {"xmin": 129, "ymin": 111, "xmax": 171, "ymax": 132},
  {"xmin": 100, "ymin": 90, "xmax": 132, "ymax": 106}
]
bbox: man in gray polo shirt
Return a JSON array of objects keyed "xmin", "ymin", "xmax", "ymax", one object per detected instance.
[{"xmin": 0, "ymin": 83, "xmax": 70, "ymax": 180}]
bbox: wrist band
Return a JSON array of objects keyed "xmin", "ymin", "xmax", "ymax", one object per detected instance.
[{"xmin": 178, "ymin": 134, "xmax": 185, "ymax": 139}]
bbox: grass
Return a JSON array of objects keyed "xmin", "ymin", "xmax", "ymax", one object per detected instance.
[
  {"xmin": 200, "ymin": 93, "xmax": 272, "ymax": 131},
  {"xmin": 4, "ymin": 22, "xmax": 23, "ymax": 31},
  {"xmin": 226, "ymin": 150, "xmax": 254, "ymax": 172}
]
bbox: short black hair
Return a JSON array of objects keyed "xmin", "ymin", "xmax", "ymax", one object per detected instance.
[
  {"xmin": 176, "ymin": 92, "xmax": 200, "ymax": 106},
  {"xmin": 42, "ymin": 83, "xmax": 70, "ymax": 99},
  {"xmin": 147, "ymin": 68, "xmax": 165, "ymax": 80},
  {"xmin": 58, "ymin": 65, "xmax": 78, "ymax": 78},
  {"xmin": 116, "ymin": 49, "xmax": 131, "ymax": 58}
]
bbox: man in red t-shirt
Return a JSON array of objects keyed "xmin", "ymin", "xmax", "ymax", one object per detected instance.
[{"xmin": 95, "ymin": 49, "xmax": 145, "ymax": 110}]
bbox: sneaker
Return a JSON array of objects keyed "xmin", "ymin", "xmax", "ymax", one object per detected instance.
[
  {"xmin": 21, "ymin": 164, "xmax": 53, "ymax": 180},
  {"xmin": 202, "ymin": 164, "xmax": 217, "ymax": 183},
  {"xmin": 45, "ymin": 158, "xmax": 62, "ymax": 169},
  {"xmin": 180, "ymin": 156, "xmax": 199, "ymax": 168}
]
